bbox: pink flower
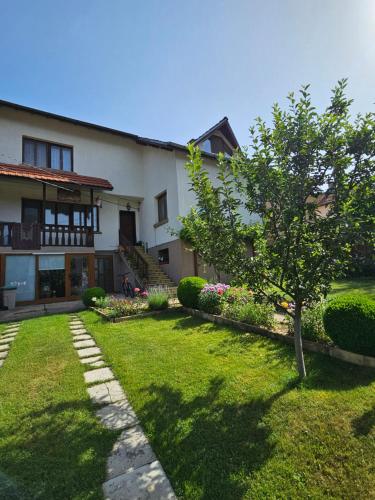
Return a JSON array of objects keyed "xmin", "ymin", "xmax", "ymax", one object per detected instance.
[{"xmin": 134, "ymin": 288, "xmax": 140, "ymax": 293}]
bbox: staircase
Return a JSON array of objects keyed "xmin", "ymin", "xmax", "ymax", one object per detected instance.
[{"xmin": 118, "ymin": 244, "xmax": 176, "ymax": 291}]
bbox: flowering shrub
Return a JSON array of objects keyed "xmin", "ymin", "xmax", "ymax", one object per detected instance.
[
  {"xmin": 197, "ymin": 283, "xmax": 230, "ymax": 314},
  {"xmin": 202, "ymin": 283, "xmax": 230, "ymax": 295},
  {"xmin": 95, "ymin": 296, "xmax": 147, "ymax": 318},
  {"xmin": 223, "ymin": 287, "xmax": 253, "ymax": 305}
]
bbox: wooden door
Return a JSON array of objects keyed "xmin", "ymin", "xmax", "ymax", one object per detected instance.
[{"xmin": 119, "ymin": 211, "xmax": 136, "ymax": 246}]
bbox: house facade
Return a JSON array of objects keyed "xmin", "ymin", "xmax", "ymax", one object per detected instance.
[{"xmin": 0, "ymin": 100, "xmax": 239, "ymax": 304}]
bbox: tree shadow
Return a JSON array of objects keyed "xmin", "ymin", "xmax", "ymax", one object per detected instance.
[
  {"xmin": 0, "ymin": 399, "xmax": 118, "ymax": 500},
  {"xmin": 138, "ymin": 376, "xmax": 298, "ymax": 499},
  {"xmin": 352, "ymin": 406, "xmax": 375, "ymax": 436}
]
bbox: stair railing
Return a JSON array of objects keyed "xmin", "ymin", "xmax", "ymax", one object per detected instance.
[{"xmin": 119, "ymin": 231, "xmax": 149, "ymax": 284}]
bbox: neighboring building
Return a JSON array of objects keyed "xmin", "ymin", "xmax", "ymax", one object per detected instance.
[{"xmin": 0, "ymin": 100, "xmax": 239, "ymax": 304}]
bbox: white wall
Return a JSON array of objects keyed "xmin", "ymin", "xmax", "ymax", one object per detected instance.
[
  {"xmin": 0, "ymin": 106, "xmax": 252, "ymax": 254},
  {"xmin": 139, "ymin": 146, "xmax": 179, "ymax": 247}
]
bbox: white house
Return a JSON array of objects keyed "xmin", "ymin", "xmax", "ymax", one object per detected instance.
[{"xmin": 0, "ymin": 100, "xmax": 240, "ymax": 304}]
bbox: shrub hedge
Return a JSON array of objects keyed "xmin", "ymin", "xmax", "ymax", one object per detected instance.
[
  {"xmin": 323, "ymin": 295, "xmax": 375, "ymax": 356},
  {"xmin": 82, "ymin": 287, "xmax": 106, "ymax": 307},
  {"xmin": 177, "ymin": 277, "xmax": 207, "ymax": 308},
  {"xmin": 198, "ymin": 290, "xmax": 223, "ymax": 315}
]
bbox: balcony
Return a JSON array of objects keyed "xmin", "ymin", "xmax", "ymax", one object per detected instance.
[{"xmin": 0, "ymin": 222, "xmax": 94, "ymax": 250}]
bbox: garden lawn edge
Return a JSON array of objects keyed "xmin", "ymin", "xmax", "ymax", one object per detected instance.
[{"xmin": 183, "ymin": 307, "xmax": 375, "ymax": 369}]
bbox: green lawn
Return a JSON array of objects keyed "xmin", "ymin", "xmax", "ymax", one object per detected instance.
[
  {"xmin": 330, "ymin": 277, "xmax": 375, "ymax": 300},
  {"xmin": 0, "ymin": 315, "xmax": 117, "ymax": 500},
  {"xmin": 81, "ymin": 309, "xmax": 375, "ymax": 499}
]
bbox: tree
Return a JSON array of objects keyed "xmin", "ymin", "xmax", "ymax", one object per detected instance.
[{"xmin": 181, "ymin": 80, "xmax": 375, "ymax": 378}]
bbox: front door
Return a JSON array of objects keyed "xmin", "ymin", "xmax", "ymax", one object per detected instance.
[
  {"xmin": 95, "ymin": 256, "xmax": 114, "ymax": 292},
  {"xmin": 119, "ymin": 211, "xmax": 136, "ymax": 246}
]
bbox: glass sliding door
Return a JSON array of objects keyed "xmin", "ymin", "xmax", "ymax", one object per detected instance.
[
  {"xmin": 5, "ymin": 255, "xmax": 36, "ymax": 302},
  {"xmin": 69, "ymin": 255, "xmax": 89, "ymax": 296},
  {"xmin": 38, "ymin": 255, "xmax": 65, "ymax": 299}
]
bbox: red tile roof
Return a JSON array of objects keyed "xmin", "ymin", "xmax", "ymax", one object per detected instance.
[{"xmin": 0, "ymin": 163, "xmax": 113, "ymax": 190}]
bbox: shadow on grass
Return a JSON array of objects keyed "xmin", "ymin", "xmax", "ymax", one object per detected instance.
[
  {"xmin": 139, "ymin": 376, "xmax": 298, "ymax": 499},
  {"xmin": 352, "ymin": 406, "xmax": 375, "ymax": 436},
  {"xmin": 0, "ymin": 400, "xmax": 117, "ymax": 500}
]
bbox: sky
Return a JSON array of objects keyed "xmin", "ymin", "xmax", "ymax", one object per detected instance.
[{"xmin": 1, "ymin": 0, "xmax": 375, "ymax": 146}]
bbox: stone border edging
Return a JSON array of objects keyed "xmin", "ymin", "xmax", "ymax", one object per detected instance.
[
  {"xmin": 0, "ymin": 322, "xmax": 21, "ymax": 368},
  {"xmin": 183, "ymin": 307, "xmax": 375, "ymax": 369},
  {"xmin": 69, "ymin": 315, "xmax": 176, "ymax": 499}
]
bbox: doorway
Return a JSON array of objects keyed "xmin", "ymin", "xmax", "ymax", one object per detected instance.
[
  {"xmin": 95, "ymin": 255, "xmax": 114, "ymax": 292},
  {"xmin": 119, "ymin": 211, "xmax": 136, "ymax": 246}
]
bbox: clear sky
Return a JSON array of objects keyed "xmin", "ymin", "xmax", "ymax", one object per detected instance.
[{"xmin": 1, "ymin": 0, "xmax": 375, "ymax": 146}]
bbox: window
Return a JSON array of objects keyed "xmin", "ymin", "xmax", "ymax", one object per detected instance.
[
  {"xmin": 23, "ymin": 138, "xmax": 73, "ymax": 171},
  {"xmin": 22, "ymin": 199, "xmax": 99, "ymax": 231},
  {"xmin": 156, "ymin": 191, "xmax": 168, "ymax": 223},
  {"xmin": 5, "ymin": 255, "xmax": 36, "ymax": 301},
  {"xmin": 158, "ymin": 248, "xmax": 169, "ymax": 265},
  {"xmin": 38, "ymin": 255, "xmax": 65, "ymax": 299}
]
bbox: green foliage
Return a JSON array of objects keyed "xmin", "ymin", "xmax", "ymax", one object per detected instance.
[
  {"xmin": 82, "ymin": 287, "xmax": 106, "ymax": 307},
  {"xmin": 224, "ymin": 287, "xmax": 253, "ymax": 305},
  {"xmin": 148, "ymin": 291, "xmax": 169, "ymax": 311},
  {"xmin": 106, "ymin": 298, "xmax": 147, "ymax": 318},
  {"xmin": 323, "ymin": 295, "xmax": 375, "ymax": 356},
  {"xmin": 198, "ymin": 290, "xmax": 223, "ymax": 315},
  {"xmin": 223, "ymin": 300, "xmax": 275, "ymax": 329},
  {"xmin": 177, "ymin": 277, "xmax": 207, "ymax": 308},
  {"xmin": 287, "ymin": 302, "xmax": 330, "ymax": 343},
  {"xmin": 181, "ymin": 80, "xmax": 375, "ymax": 376},
  {"xmin": 95, "ymin": 296, "xmax": 110, "ymax": 308}
]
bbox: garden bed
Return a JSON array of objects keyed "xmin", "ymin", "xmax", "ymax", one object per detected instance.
[
  {"xmin": 92, "ymin": 305, "xmax": 181, "ymax": 323},
  {"xmin": 184, "ymin": 307, "xmax": 375, "ymax": 369}
]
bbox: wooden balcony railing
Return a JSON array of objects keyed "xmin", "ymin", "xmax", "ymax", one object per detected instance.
[
  {"xmin": 42, "ymin": 224, "xmax": 94, "ymax": 247},
  {"xmin": 0, "ymin": 222, "xmax": 94, "ymax": 249}
]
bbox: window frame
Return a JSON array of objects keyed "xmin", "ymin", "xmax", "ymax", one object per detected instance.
[
  {"xmin": 155, "ymin": 190, "xmax": 168, "ymax": 225},
  {"xmin": 22, "ymin": 136, "xmax": 74, "ymax": 172},
  {"xmin": 21, "ymin": 198, "xmax": 99, "ymax": 233}
]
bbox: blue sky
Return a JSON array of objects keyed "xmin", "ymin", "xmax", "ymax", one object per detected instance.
[{"xmin": 1, "ymin": 0, "xmax": 375, "ymax": 146}]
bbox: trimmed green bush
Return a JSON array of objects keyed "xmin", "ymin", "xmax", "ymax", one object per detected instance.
[
  {"xmin": 82, "ymin": 287, "xmax": 106, "ymax": 307},
  {"xmin": 148, "ymin": 291, "xmax": 169, "ymax": 311},
  {"xmin": 323, "ymin": 295, "xmax": 375, "ymax": 356},
  {"xmin": 177, "ymin": 277, "xmax": 207, "ymax": 308}
]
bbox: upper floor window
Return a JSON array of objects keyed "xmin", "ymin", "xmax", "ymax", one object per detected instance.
[
  {"xmin": 23, "ymin": 137, "xmax": 73, "ymax": 172},
  {"xmin": 156, "ymin": 191, "xmax": 168, "ymax": 223}
]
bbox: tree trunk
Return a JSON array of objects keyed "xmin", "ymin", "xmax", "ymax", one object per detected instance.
[{"xmin": 294, "ymin": 302, "xmax": 306, "ymax": 378}]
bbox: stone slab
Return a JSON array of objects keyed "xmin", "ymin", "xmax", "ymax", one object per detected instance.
[
  {"xmin": 84, "ymin": 367, "xmax": 114, "ymax": 384},
  {"xmin": 0, "ymin": 344, "xmax": 10, "ymax": 352},
  {"xmin": 0, "ymin": 338, "xmax": 14, "ymax": 345},
  {"xmin": 96, "ymin": 399, "xmax": 138, "ymax": 430},
  {"xmin": 90, "ymin": 360, "xmax": 106, "ymax": 368},
  {"xmin": 80, "ymin": 355, "xmax": 103, "ymax": 365},
  {"xmin": 77, "ymin": 347, "xmax": 101, "ymax": 358},
  {"xmin": 74, "ymin": 339, "xmax": 96, "ymax": 349},
  {"xmin": 4, "ymin": 327, "xmax": 19, "ymax": 334},
  {"xmin": 0, "ymin": 359, "xmax": 4, "ymax": 368},
  {"xmin": 87, "ymin": 380, "xmax": 125, "ymax": 405},
  {"xmin": 106, "ymin": 426, "xmax": 154, "ymax": 479},
  {"xmin": 73, "ymin": 334, "xmax": 92, "ymax": 341},
  {"xmin": 71, "ymin": 328, "xmax": 87, "ymax": 335},
  {"xmin": 0, "ymin": 351, "xmax": 8, "ymax": 359},
  {"xmin": 102, "ymin": 460, "xmax": 176, "ymax": 500},
  {"xmin": 1, "ymin": 334, "xmax": 17, "ymax": 340}
]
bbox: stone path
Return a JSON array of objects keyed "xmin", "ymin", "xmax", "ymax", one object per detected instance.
[
  {"xmin": 69, "ymin": 315, "xmax": 176, "ymax": 500},
  {"xmin": 0, "ymin": 322, "xmax": 21, "ymax": 368}
]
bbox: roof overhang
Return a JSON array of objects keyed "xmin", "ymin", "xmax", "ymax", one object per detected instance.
[{"xmin": 0, "ymin": 163, "xmax": 113, "ymax": 191}]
